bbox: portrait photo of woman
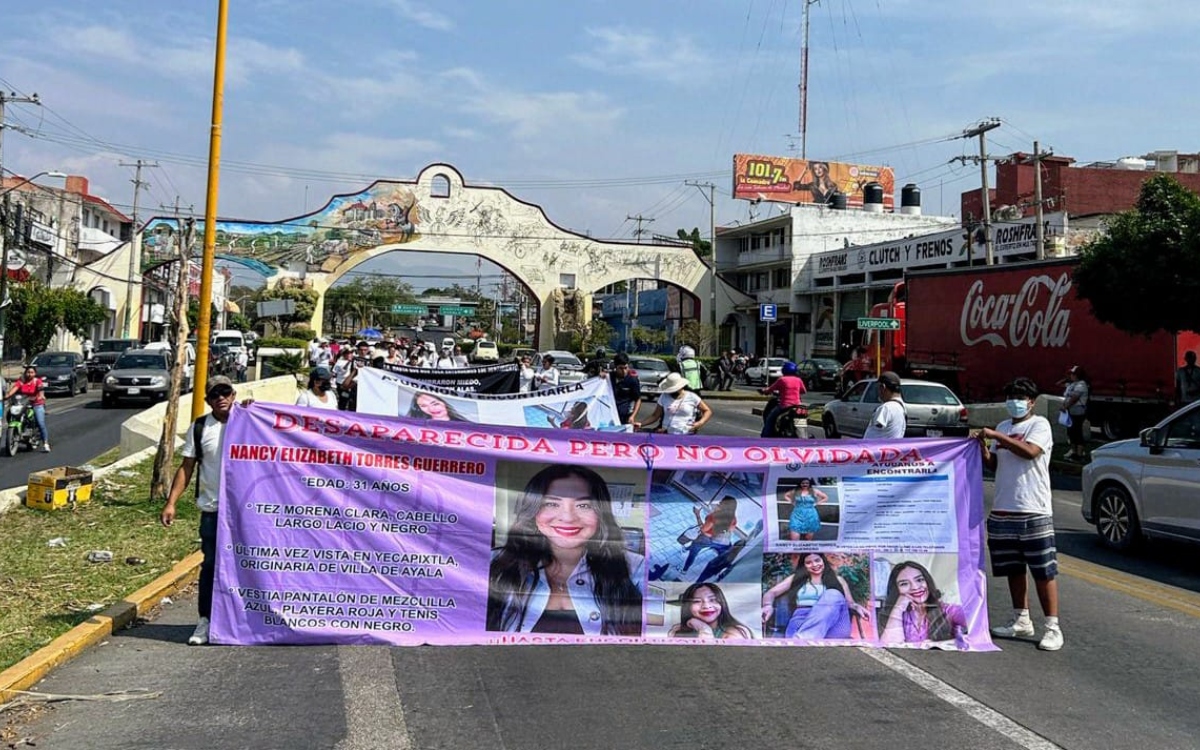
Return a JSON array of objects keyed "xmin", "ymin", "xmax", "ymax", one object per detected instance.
[
  {"xmin": 487, "ymin": 464, "xmax": 646, "ymax": 637},
  {"xmin": 878, "ymin": 558, "xmax": 967, "ymax": 646},
  {"xmin": 761, "ymin": 552, "xmax": 871, "ymax": 640},
  {"xmin": 403, "ymin": 390, "xmax": 471, "ymax": 422},
  {"xmin": 667, "ymin": 582, "xmax": 754, "ymax": 640},
  {"xmin": 792, "ymin": 160, "xmax": 839, "ymax": 205},
  {"xmin": 768, "ymin": 477, "xmax": 840, "ymax": 548}
]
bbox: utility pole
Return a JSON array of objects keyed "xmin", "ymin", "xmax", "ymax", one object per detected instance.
[
  {"xmin": 962, "ymin": 118, "xmax": 1001, "ymax": 264},
  {"xmin": 685, "ymin": 180, "xmax": 718, "ymax": 343},
  {"xmin": 119, "ymin": 158, "xmax": 157, "ymax": 338},
  {"xmin": 626, "ymin": 213, "xmax": 655, "ymax": 243},
  {"xmin": 798, "ymin": 0, "xmax": 821, "ymax": 159},
  {"xmin": 1032, "ymin": 141, "xmax": 1047, "ymax": 260},
  {"xmin": 0, "ymin": 92, "xmax": 41, "ymax": 360}
]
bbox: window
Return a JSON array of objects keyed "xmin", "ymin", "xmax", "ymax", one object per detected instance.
[
  {"xmin": 431, "ymin": 174, "xmax": 451, "ymax": 198},
  {"xmin": 844, "ymin": 381, "xmax": 870, "ymax": 401},
  {"xmin": 559, "ymin": 273, "xmax": 576, "ymax": 289},
  {"xmin": 1166, "ymin": 409, "xmax": 1200, "ymax": 449},
  {"xmin": 772, "ymin": 268, "xmax": 791, "ymax": 288}
]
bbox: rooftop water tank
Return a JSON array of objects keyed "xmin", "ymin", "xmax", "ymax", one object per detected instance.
[
  {"xmin": 828, "ymin": 192, "xmax": 848, "ymax": 210},
  {"xmin": 1114, "ymin": 157, "xmax": 1149, "ymax": 171},
  {"xmin": 863, "ymin": 182, "xmax": 885, "ymax": 213},
  {"xmin": 900, "ymin": 183, "xmax": 921, "ymax": 216}
]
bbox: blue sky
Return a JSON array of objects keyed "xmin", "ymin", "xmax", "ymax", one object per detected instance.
[{"xmin": 3, "ymin": 0, "xmax": 1199, "ymax": 287}]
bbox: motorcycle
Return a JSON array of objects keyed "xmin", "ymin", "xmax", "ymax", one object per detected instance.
[
  {"xmin": 762, "ymin": 395, "xmax": 810, "ymax": 439},
  {"xmin": 4, "ymin": 394, "xmax": 44, "ymax": 456}
]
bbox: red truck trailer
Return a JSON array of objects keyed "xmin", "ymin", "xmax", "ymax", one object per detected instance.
[{"xmin": 861, "ymin": 259, "xmax": 1199, "ymax": 439}]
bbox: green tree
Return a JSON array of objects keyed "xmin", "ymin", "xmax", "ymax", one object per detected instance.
[
  {"xmin": 632, "ymin": 326, "xmax": 668, "ymax": 353},
  {"xmin": 227, "ymin": 312, "xmax": 252, "ymax": 332},
  {"xmin": 677, "ymin": 320, "xmax": 718, "ymax": 356},
  {"xmin": 1074, "ymin": 174, "xmax": 1200, "ymax": 336},
  {"xmin": 676, "ymin": 227, "xmax": 711, "ymax": 259},
  {"xmin": 6, "ymin": 281, "xmax": 107, "ymax": 355},
  {"xmin": 583, "ymin": 319, "xmax": 616, "ymax": 353}
]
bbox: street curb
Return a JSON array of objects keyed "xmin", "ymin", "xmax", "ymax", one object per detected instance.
[
  {"xmin": 0, "ymin": 444, "xmax": 159, "ymax": 516},
  {"xmin": 0, "ymin": 550, "xmax": 203, "ymax": 702}
]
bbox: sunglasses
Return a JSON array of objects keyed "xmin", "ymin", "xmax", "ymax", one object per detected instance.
[{"xmin": 207, "ymin": 385, "xmax": 235, "ymax": 399}]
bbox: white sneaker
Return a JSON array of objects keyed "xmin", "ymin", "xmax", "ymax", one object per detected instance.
[
  {"xmin": 1037, "ymin": 626, "xmax": 1064, "ymax": 651},
  {"xmin": 990, "ymin": 615, "xmax": 1035, "ymax": 638},
  {"xmin": 41, "ymin": 442, "xmax": 51, "ymax": 453},
  {"xmin": 188, "ymin": 617, "xmax": 210, "ymax": 645}
]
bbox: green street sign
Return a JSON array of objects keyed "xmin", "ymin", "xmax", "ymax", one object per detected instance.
[
  {"xmin": 438, "ymin": 305, "xmax": 476, "ymax": 316},
  {"xmin": 391, "ymin": 304, "xmax": 428, "ymax": 315},
  {"xmin": 857, "ymin": 317, "xmax": 901, "ymax": 331}
]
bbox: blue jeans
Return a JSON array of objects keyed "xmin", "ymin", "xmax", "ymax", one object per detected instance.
[
  {"xmin": 199, "ymin": 512, "xmax": 218, "ymax": 618},
  {"xmin": 33, "ymin": 404, "xmax": 48, "ymax": 443},
  {"xmin": 682, "ymin": 534, "xmax": 731, "ymax": 571}
]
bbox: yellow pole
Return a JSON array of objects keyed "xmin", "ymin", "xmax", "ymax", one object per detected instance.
[{"xmin": 191, "ymin": 0, "xmax": 230, "ymax": 420}]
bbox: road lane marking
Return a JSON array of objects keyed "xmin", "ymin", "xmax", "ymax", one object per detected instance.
[
  {"xmin": 861, "ymin": 648, "xmax": 1064, "ymax": 750},
  {"xmin": 334, "ymin": 645, "xmax": 412, "ymax": 750},
  {"xmin": 1058, "ymin": 554, "xmax": 1200, "ymax": 619}
]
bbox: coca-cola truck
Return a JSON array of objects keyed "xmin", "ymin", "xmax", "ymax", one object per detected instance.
[{"xmin": 860, "ymin": 259, "xmax": 1200, "ymax": 439}]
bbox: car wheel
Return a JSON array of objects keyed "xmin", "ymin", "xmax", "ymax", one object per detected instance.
[
  {"xmin": 823, "ymin": 415, "xmax": 840, "ymax": 439},
  {"xmin": 1094, "ymin": 484, "xmax": 1141, "ymax": 551}
]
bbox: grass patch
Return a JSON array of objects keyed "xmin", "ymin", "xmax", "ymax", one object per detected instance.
[
  {"xmin": 86, "ymin": 446, "xmax": 122, "ymax": 469},
  {"xmin": 0, "ymin": 455, "xmax": 200, "ymax": 672}
]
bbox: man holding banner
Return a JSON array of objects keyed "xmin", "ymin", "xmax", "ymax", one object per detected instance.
[{"xmin": 608, "ymin": 353, "xmax": 642, "ymax": 426}]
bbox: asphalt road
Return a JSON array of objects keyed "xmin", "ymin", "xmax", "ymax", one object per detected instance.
[
  {"xmin": 8, "ymin": 396, "xmax": 1200, "ymax": 749},
  {"xmin": 0, "ymin": 388, "xmax": 142, "ymax": 484}
]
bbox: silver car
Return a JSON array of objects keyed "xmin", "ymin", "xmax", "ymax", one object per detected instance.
[
  {"xmin": 102, "ymin": 349, "xmax": 173, "ymax": 408},
  {"xmin": 539, "ymin": 350, "xmax": 586, "ymax": 384},
  {"xmin": 1082, "ymin": 401, "xmax": 1200, "ymax": 550},
  {"xmin": 821, "ymin": 377, "xmax": 970, "ymax": 438},
  {"xmin": 628, "ymin": 356, "xmax": 670, "ymax": 397}
]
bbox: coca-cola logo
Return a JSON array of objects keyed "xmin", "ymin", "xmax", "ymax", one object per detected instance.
[{"xmin": 960, "ymin": 273, "xmax": 1072, "ymax": 348}]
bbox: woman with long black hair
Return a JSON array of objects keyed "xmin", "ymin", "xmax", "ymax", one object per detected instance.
[
  {"xmin": 760, "ymin": 552, "xmax": 866, "ymax": 639},
  {"xmin": 879, "ymin": 560, "xmax": 967, "ymax": 644},
  {"xmin": 668, "ymin": 583, "xmax": 753, "ymax": 639},
  {"xmin": 487, "ymin": 465, "xmax": 644, "ymax": 636}
]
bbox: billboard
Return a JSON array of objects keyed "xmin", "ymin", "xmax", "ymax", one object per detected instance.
[{"xmin": 733, "ymin": 154, "xmax": 895, "ymax": 209}]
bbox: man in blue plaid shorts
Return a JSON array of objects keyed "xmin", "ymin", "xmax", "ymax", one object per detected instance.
[{"xmin": 977, "ymin": 377, "xmax": 1063, "ymax": 651}]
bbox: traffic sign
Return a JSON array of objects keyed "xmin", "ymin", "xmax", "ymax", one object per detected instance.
[
  {"xmin": 391, "ymin": 304, "xmax": 428, "ymax": 315},
  {"xmin": 760, "ymin": 303, "xmax": 777, "ymax": 322},
  {"xmin": 857, "ymin": 317, "xmax": 900, "ymax": 331},
  {"xmin": 438, "ymin": 305, "xmax": 476, "ymax": 316}
]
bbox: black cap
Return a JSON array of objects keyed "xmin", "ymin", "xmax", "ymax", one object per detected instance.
[{"xmin": 878, "ymin": 371, "xmax": 902, "ymax": 391}]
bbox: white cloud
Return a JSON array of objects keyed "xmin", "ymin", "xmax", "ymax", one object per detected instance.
[
  {"xmin": 381, "ymin": 0, "xmax": 453, "ymax": 31},
  {"xmin": 58, "ymin": 25, "xmax": 141, "ymax": 64},
  {"xmin": 572, "ymin": 27, "xmax": 710, "ymax": 85},
  {"xmin": 462, "ymin": 88, "xmax": 623, "ymax": 140}
]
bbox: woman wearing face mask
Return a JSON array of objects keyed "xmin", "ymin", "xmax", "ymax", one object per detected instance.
[
  {"xmin": 296, "ymin": 365, "xmax": 339, "ymax": 410},
  {"xmin": 760, "ymin": 552, "xmax": 866, "ymax": 639},
  {"xmin": 879, "ymin": 560, "xmax": 967, "ymax": 644},
  {"xmin": 634, "ymin": 373, "xmax": 712, "ymax": 434},
  {"xmin": 668, "ymin": 583, "xmax": 753, "ymax": 639}
]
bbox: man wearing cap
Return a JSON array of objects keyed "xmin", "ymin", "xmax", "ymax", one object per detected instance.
[
  {"xmin": 863, "ymin": 371, "xmax": 906, "ymax": 439},
  {"xmin": 162, "ymin": 375, "xmax": 239, "ymax": 645}
]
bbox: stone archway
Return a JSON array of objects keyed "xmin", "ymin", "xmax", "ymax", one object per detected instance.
[{"xmin": 146, "ymin": 164, "xmax": 715, "ymax": 350}]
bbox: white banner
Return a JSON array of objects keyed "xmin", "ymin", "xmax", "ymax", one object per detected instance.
[{"xmin": 356, "ymin": 368, "xmax": 627, "ymax": 431}]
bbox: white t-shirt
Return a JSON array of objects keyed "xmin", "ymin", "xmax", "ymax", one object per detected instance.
[
  {"xmin": 182, "ymin": 415, "xmax": 227, "ymax": 513},
  {"xmin": 536, "ymin": 367, "xmax": 560, "ymax": 390},
  {"xmin": 864, "ymin": 399, "xmax": 907, "ymax": 439},
  {"xmin": 332, "ymin": 359, "xmax": 354, "ymax": 385},
  {"xmin": 657, "ymin": 391, "xmax": 703, "ymax": 434},
  {"xmin": 519, "ymin": 365, "xmax": 535, "ymax": 393},
  {"xmin": 296, "ymin": 388, "xmax": 338, "ymax": 410},
  {"xmin": 992, "ymin": 415, "xmax": 1054, "ymax": 515}
]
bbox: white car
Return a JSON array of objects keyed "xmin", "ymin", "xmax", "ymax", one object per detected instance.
[
  {"xmin": 746, "ymin": 357, "xmax": 788, "ymax": 386},
  {"xmin": 471, "ymin": 340, "xmax": 499, "ymax": 362},
  {"xmin": 1082, "ymin": 401, "xmax": 1200, "ymax": 550},
  {"xmin": 821, "ymin": 378, "xmax": 970, "ymax": 439}
]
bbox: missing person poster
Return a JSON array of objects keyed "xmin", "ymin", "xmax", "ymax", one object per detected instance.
[{"xmin": 210, "ymin": 404, "xmax": 996, "ymax": 650}]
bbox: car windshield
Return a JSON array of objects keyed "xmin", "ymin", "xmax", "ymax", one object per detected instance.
[
  {"xmin": 32, "ymin": 354, "xmax": 72, "ymax": 367},
  {"xmin": 551, "ymin": 353, "xmax": 582, "ymax": 366},
  {"xmin": 98, "ymin": 340, "xmax": 136, "ymax": 353},
  {"xmin": 114, "ymin": 355, "xmax": 167, "ymax": 370},
  {"xmin": 768, "ymin": 358, "xmax": 787, "ymax": 367},
  {"xmin": 813, "ymin": 359, "xmax": 840, "ymax": 369},
  {"xmin": 632, "ymin": 359, "xmax": 669, "ymax": 372},
  {"xmin": 902, "ymin": 384, "xmax": 961, "ymax": 406},
  {"xmin": 214, "ymin": 336, "xmax": 242, "ymax": 348}
]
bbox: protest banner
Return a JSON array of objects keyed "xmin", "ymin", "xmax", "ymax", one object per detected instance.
[
  {"xmin": 356, "ymin": 367, "xmax": 624, "ymax": 430},
  {"xmin": 211, "ymin": 404, "xmax": 995, "ymax": 650},
  {"xmin": 368, "ymin": 360, "xmax": 519, "ymax": 394}
]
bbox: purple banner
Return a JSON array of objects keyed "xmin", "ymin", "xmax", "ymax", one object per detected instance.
[{"xmin": 211, "ymin": 404, "xmax": 995, "ymax": 649}]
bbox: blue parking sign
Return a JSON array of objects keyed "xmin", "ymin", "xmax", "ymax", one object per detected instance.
[{"xmin": 760, "ymin": 303, "xmax": 777, "ymax": 322}]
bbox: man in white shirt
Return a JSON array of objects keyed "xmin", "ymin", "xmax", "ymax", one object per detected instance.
[
  {"xmin": 863, "ymin": 371, "xmax": 906, "ymax": 439},
  {"xmin": 162, "ymin": 376, "xmax": 238, "ymax": 646},
  {"xmin": 978, "ymin": 376, "xmax": 1063, "ymax": 651},
  {"xmin": 234, "ymin": 349, "xmax": 249, "ymax": 383},
  {"xmin": 452, "ymin": 345, "xmax": 470, "ymax": 368},
  {"xmin": 436, "ymin": 346, "xmax": 458, "ymax": 369},
  {"xmin": 307, "ymin": 337, "xmax": 321, "ymax": 367}
]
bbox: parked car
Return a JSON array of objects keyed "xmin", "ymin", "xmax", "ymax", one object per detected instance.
[
  {"xmin": 101, "ymin": 349, "xmax": 174, "ymax": 407},
  {"xmin": 540, "ymin": 350, "xmax": 586, "ymax": 384},
  {"xmin": 29, "ymin": 351, "xmax": 88, "ymax": 396},
  {"xmin": 746, "ymin": 357, "xmax": 788, "ymax": 386},
  {"xmin": 142, "ymin": 340, "xmax": 197, "ymax": 392},
  {"xmin": 628, "ymin": 356, "xmax": 670, "ymax": 397},
  {"xmin": 510, "ymin": 347, "xmax": 537, "ymax": 364},
  {"xmin": 87, "ymin": 337, "xmax": 140, "ymax": 382},
  {"xmin": 1082, "ymin": 401, "xmax": 1200, "ymax": 550},
  {"xmin": 471, "ymin": 340, "xmax": 499, "ymax": 363},
  {"xmin": 821, "ymin": 377, "xmax": 970, "ymax": 438},
  {"xmin": 796, "ymin": 358, "xmax": 842, "ymax": 391}
]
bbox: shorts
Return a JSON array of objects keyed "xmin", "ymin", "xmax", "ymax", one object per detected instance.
[{"xmin": 986, "ymin": 513, "xmax": 1058, "ymax": 580}]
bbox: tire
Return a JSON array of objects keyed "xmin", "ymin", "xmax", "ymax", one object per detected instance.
[
  {"xmin": 823, "ymin": 415, "xmax": 840, "ymax": 439},
  {"xmin": 4, "ymin": 426, "xmax": 18, "ymax": 457},
  {"xmin": 1100, "ymin": 412, "xmax": 1124, "ymax": 441},
  {"xmin": 1094, "ymin": 484, "xmax": 1141, "ymax": 551}
]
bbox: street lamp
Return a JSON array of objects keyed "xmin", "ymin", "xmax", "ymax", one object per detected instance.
[{"xmin": 0, "ymin": 170, "xmax": 68, "ymax": 359}]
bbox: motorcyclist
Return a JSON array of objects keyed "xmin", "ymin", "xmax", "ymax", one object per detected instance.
[
  {"xmin": 5, "ymin": 364, "xmax": 50, "ymax": 452},
  {"xmin": 759, "ymin": 361, "xmax": 807, "ymax": 438}
]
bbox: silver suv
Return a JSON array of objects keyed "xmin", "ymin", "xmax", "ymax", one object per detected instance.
[
  {"xmin": 821, "ymin": 377, "xmax": 970, "ymax": 438},
  {"xmin": 101, "ymin": 349, "xmax": 173, "ymax": 408},
  {"xmin": 1082, "ymin": 401, "xmax": 1200, "ymax": 550}
]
